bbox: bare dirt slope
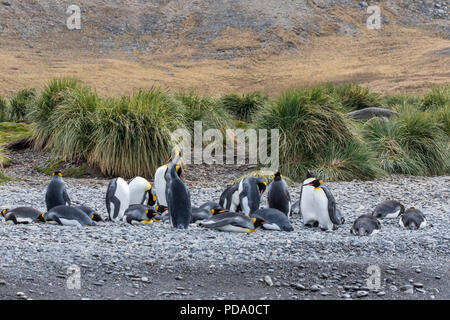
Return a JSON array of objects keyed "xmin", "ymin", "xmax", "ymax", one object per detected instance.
[{"xmin": 0, "ymin": 0, "xmax": 449, "ymax": 96}]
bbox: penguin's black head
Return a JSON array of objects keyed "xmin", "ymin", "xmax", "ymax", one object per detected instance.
[
  {"xmin": 1, "ymin": 209, "xmax": 8, "ymax": 217},
  {"xmin": 273, "ymin": 172, "xmax": 282, "ymax": 181},
  {"xmin": 175, "ymin": 165, "xmax": 183, "ymax": 179},
  {"xmin": 35, "ymin": 212, "xmax": 46, "ymax": 223},
  {"xmin": 306, "ymin": 170, "xmax": 316, "ymax": 179},
  {"xmin": 90, "ymin": 213, "xmax": 104, "ymax": 222},
  {"xmin": 256, "ymin": 179, "xmax": 267, "ymax": 195},
  {"xmin": 52, "ymin": 171, "xmax": 63, "ymax": 177},
  {"xmin": 304, "ymin": 179, "xmax": 322, "ymax": 188}
]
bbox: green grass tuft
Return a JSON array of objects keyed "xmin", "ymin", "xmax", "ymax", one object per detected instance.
[
  {"xmin": 0, "ymin": 96, "xmax": 8, "ymax": 122},
  {"xmin": 331, "ymin": 83, "xmax": 382, "ymax": 111},
  {"xmin": 88, "ymin": 88, "xmax": 186, "ymax": 178},
  {"xmin": 218, "ymin": 92, "xmax": 268, "ymax": 122},
  {"xmin": 28, "ymin": 78, "xmax": 81, "ymax": 150},
  {"xmin": 8, "ymin": 88, "xmax": 36, "ymax": 122},
  {"xmin": 420, "ymin": 85, "xmax": 450, "ymax": 110}
]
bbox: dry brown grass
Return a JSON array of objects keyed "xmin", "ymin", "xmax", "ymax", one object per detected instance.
[{"xmin": 0, "ymin": 24, "xmax": 448, "ymax": 97}]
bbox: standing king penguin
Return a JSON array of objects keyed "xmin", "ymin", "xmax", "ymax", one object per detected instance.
[
  {"xmin": 45, "ymin": 171, "xmax": 71, "ymax": 211},
  {"xmin": 238, "ymin": 177, "xmax": 267, "ymax": 216},
  {"xmin": 106, "ymin": 177, "xmax": 130, "ymax": 222},
  {"xmin": 165, "ymin": 153, "xmax": 191, "ymax": 229},
  {"xmin": 267, "ymin": 172, "xmax": 291, "ymax": 216},
  {"xmin": 300, "ymin": 171, "xmax": 345, "ymax": 231},
  {"xmin": 154, "ymin": 149, "xmax": 183, "ymax": 212}
]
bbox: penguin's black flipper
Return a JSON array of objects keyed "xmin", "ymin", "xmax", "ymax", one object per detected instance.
[
  {"xmin": 63, "ymin": 190, "xmax": 71, "ymax": 206},
  {"xmin": 321, "ymin": 185, "xmax": 342, "ymax": 225}
]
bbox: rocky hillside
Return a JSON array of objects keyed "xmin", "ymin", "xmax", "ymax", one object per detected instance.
[{"xmin": 0, "ymin": 0, "xmax": 449, "ymax": 95}]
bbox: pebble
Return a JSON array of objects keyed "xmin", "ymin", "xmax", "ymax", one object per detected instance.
[
  {"xmin": 264, "ymin": 275, "xmax": 273, "ymax": 287},
  {"xmin": 356, "ymin": 290, "xmax": 369, "ymax": 298}
]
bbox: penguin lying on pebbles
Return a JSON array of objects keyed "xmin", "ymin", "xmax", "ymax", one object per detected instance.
[
  {"xmin": 165, "ymin": 153, "xmax": 191, "ymax": 229},
  {"xmin": 191, "ymin": 202, "xmax": 225, "ymax": 223},
  {"xmin": 399, "ymin": 207, "xmax": 427, "ymax": 230},
  {"xmin": 350, "ymin": 214, "xmax": 381, "ymax": 236},
  {"xmin": 106, "ymin": 177, "xmax": 130, "ymax": 222},
  {"xmin": 128, "ymin": 177, "xmax": 156, "ymax": 206},
  {"xmin": 76, "ymin": 205, "xmax": 103, "ymax": 222},
  {"xmin": 44, "ymin": 205, "xmax": 95, "ymax": 226},
  {"xmin": 372, "ymin": 200, "xmax": 405, "ymax": 219},
  {"xmin": 122, "ymin": 204, "xmax": 157, "ymax": 225},
  {"xmin": 267, "ymin": 172, "xmax": 291, "ymax": 216},
  {"xmin": 199, "ymin": 212, "xmax": 256, "ymax": 233},
  {"xmin": 1, "ymin": 207, "xmax": 44, "ymax": 224},
  {"xmin": 250, "ymin": 208, "xmax": 294, "ymax": 231},
  {"xmin": 238, "ymin": 177, "xmax": 267, "ymax": 216},
  {"xmin": 45, "ymin": 171, "xmax": 71, "ymax": 211},
  {"xmin": 300, "ymin": 171, "xmax": 345, "ymax": 231},
  {"xmin": 219, "ymin": 184, "xmax": 241, "ymax": 212}
]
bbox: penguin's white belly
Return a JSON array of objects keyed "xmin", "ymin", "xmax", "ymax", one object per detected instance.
[
  {"xmin": 16, "ymin": 217, "xmax": 32, "ymax": 224},
  {"xmin": 385, "ymin": 210, "xmax": 400, "ymax": 219},
  {"xmin": 59, "ymin": 218, "xmax": 82, "ymax": 227},
  {"xmin": 230, "ymin": 190, "xmax": 240, "ymax": 212},
  {"xmin": 419, "ymin": 218, "xmax": 427, "ymax": 229},
  {"xmin": 115, "ymin": 179, "xmax": 130, "ymax": 221},
  {"xmin": 301, "ymin": 187, "xmax": 333, "ymax": 230},
  {"xmin": 217, "ymin": 225, "xmax": 253, "ymax": 233},
  {"xmin": 154, "ymin": 166, "xmax": 167, "ymax": 206},
  {"xmin": 241, "ymin": 197, "xmax": 250, "ymax": 216},
  {"xmin": 128, "ymin": 177, "xmax": 151, "ymax": 205},
  {"xmin": 371, "ymin": 229, "xmax": 380, "ymax": 235},
  {"xmin": 262, "ymin": 223, "xmax": 281, "ymax": 231}
]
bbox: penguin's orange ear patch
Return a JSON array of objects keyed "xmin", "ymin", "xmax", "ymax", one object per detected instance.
[
  {"xmin": 252, "ymin": 218, "xmax": 256, "ymax": 223},
  {"xmin": 319, "ymin": 180, "xmax": 323, "ymax": 184},
  {"xmin": 58, "ymin": 172, "xmax": 63, "ymax": 177}
]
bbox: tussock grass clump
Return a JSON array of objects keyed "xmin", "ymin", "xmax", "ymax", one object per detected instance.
[
  {"xmin": 312, "ymin": 141, "xmax": 384, "ymax": 181},
  {"xmin": 0, "ymin": 96, "xmax": 8, "ymax": 122},
  {"xmin": 254, "ymin": 87, "xmax": 379, "ymax": 181},
  {"xmin": 218, "ymin": 91, "xmax": 268, "ymax": 122},
  {"xmin": 433, "ymin": 104, "xmax": 450, "ymax": 137},
  {"xmin": 88, "ymin": 88, "xmax": 186, "ymax": 178},
  {"xmin": 8, "ymin": 88, "xmax": 36, "ymax": 122},
  {"xmin": 46, "ymin": 85, "xmax": 100, "ymax": 160},
  {"xmin": 397, "ymin": 109, "xmax": 449, "ymax": 175},
  {"xmin": 420, "ymin": 85, "xmax": 450, "ymax": 110},
  {"xmin": 175, "ymin": 91, "xmax": 233, "ymax": 133},
  {"xmin": 331, "ymin": 83, "xmax": 381, "ymax": 111},
  {"xmin": 362, "ymin": 118, "xmax": 422, "ymax": 175},
  {"xmin": 381, "ymin": 94, "xmax": 421, "ymax": 109},
  {"xmin": 28, "ymin": 78, "xmax": 81, "ymax": 150}
]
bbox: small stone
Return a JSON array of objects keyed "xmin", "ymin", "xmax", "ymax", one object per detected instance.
[
  {"xmin": 175, "ymin": 275, "xmax": 183, "ymax": 280},
  {"xmin": 342, "ymin": 293, "xmax": 351, "ymax": 299},
  {"xmin": 377, "ymin": 291, "xmax": 386, "ymax": 296},
  {"xmin": 320, "ymin": 291, "xmax": 329, "ymax": 296},
  {"xmin": 16, "ymin": 292, "xmax": 25, "ymax": 297},
  {"xmin": 413, "ymin": 282, "xmax": 423, "ymax": 288},
  {"xmin": 141, "ymin": 277, "xmax": 149, "ymax": 283},
  {"xmin": 264, "ymin": 275, "xmax": 273, "ymax": 286},
  {"xmin": 415, "ymin": 268, "xmax": 422, "ymax": 273},
  {"xmin": 356, "ymin": 290, "xmax": 369, "ymax": 298},
  {"xmin": 389, "ymin": 285, "xmax": 398, "ymax": 292},
  {"xmin": 400, "ymin": 285, "xmax": 414, "ymax": 294},
  {"xmin": 294, "ymin": 283, "xmax": 306, "ymax": 291},
  {"xmin": 416, "ymin": 288, "xmax": 426, "ymax": 294},
  {"xmin": 310, "ymin": 285, "xmax": 320, "ymax": 292},
  {"xmin": 0, "ymin": 280, "xmax": 6, "ymax": 285}
]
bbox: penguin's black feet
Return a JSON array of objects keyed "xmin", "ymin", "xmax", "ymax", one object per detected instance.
[{"xmin": 304, "ymin": 221, "xmax": 318, "ymax": 228}]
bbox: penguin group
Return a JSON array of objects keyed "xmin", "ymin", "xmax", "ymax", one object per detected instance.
[{"xmin": 0, "ymin": 149, "xmax": 428, "ymax": 237}]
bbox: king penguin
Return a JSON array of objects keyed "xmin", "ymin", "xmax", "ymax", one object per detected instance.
[
  {"xmin": 350, "ymin": 214, "xmax": 381, "ymax": 236},
  {"xmin": 300, "ymin": 172, "xmax": 345, "ymax": 231},
  {"xmin": 165, "ymin": 153, "xmax": 191, "ymax": 229},
  {"xmin": 128, "ymin": 176, "xmax": 156, "ymax": 206},
  {"xmin": 191, "ymin": 202, "xmax": 226, "ymax": 223},
  {"xmin": 238, "ymin": 177, "xmax": 267, "ymax": 216},
  {"xmin": 1, "ymin": 207, "xmax": 44, "ymax": 224},
  {"xmin": 219, "ymin": 184, "xmax": 241, "ymax": 212},
  {"xmin": 45, "ymin": 171, "xmax": 71, "ymax": 211},
  {"xmin": 44, "ymin": 205, "xmax": 94, "ymax": 226},
  {"xmin": 372, "ymin": 200, "xmax": 405, "ymax": 219},
  {"xmin": 122, "ymin": 204, "xmax": 156, "ymax": 225},
  {"xmin": 154, "ymin": 149, "xmax": 183, "ymax": 213},
  {"xmin": 267, "ymin": 172, "xmax": 291, "ymax": 216},
  {"xmin": 105, "ymin": 177, "xmax": 130, "ymax": 222},
  {"xmin": 251, "ymin": 208, "xmax": 294, "ymax": 231},
  {"xmin": 199, "ymin": 211, "xmax": 256, "ymax": 233},
  {"xmin": 399, "ymin": 207, "xmax": 427, "ymax": 230}
]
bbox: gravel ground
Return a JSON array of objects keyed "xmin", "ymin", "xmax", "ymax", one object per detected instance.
[{"xmin": 0, "ymin": 150, "xmax": 449, "ymax": 300}]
